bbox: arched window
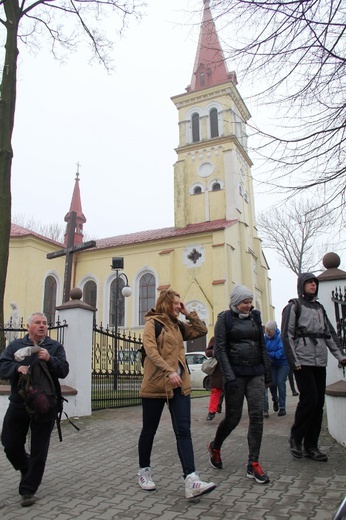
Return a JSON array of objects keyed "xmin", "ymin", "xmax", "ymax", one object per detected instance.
[
  {"xmin": 192, "ymin": 113, "xmax": 200, "ymax": 142},
  {"xmin": 210, "ymin": 108, "xmax": 219, "ymax": 138},
  {"xmin": 194, "ymin": 186, "xmax": 202, "ymax": 194},
  {"xmin": 139, "ymin": 274, "xmax": 156, "ymax": 325},
  {"xmin": 212, "ymin": 182, "xmax": 221, "ymax": 191},
  {"xmin": 109, "ymin": 277, "xmax": 125, "ymax": 328},
  {"xmin": 43, "ymin": 276, "xmax": 57, "ymax": 325},
  {"xmin": 83, "ymin": 280, "xmax": 97, "ymax": 308}
]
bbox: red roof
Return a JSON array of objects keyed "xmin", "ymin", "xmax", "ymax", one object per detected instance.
[
  {"xmin": 10, "ymin": 223, "xmax": 63, "ymax": 247},
  {"xmin": 95, "ymin": 219, "xmax": 237, "ymax": 250},
  {"xmin": 64, "ymin": 173, "xmax": 86, "ymax": 224},
  {"xmin": 187, "ymin": 1, "xmax": 233, "ymax": 92}
]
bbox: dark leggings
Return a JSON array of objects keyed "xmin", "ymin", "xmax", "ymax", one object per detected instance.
[{"xmin": 213, "ymin": 375, "xmax": 265, "ymax": 463}]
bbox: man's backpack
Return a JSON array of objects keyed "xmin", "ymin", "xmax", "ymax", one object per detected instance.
[
  {"xmin": 19, "ymin": 357, "xmax": 80, "ymax": 441},
  {"xmin": 19, "ymin": 358, "xmax": 58, "ymax": 422},
  {"xmin": 138, "ymin": 319, "xmax": 185, "ymax": 367}
]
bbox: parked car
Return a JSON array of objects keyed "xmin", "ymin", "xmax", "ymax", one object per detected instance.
[{"xmin": 185, "ymin": 351, "xmax": 211, "ymax": 391}]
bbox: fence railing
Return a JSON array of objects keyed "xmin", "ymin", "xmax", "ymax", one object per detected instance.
[
  {"xmin": 0, "ymin": 317, "xmax": 67, "ymax": 354},
  {"xmin": 332, "ymin": 286, "xmax": 346, "ymax": 354},
  {"xmin": 92, "ymin": 323, "xmax": 143, "ymax": 410}
]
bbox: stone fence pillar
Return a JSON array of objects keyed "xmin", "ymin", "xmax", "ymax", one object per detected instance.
[
  {"xmin": 56, "ymin": 288, "xmax": 95, "ymax": 418},
  {"xmin": 317, "ymin": 253, "xmax": 346, "ymax": 447}
]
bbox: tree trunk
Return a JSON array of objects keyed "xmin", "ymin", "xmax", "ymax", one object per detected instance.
[{"xmin": 0, "ymin": 0, "xmax": 20, "ymax": 349}]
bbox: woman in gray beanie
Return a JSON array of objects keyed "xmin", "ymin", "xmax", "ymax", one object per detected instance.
[{"xmin": 208, "ymin": 284, "xmax": 272, "ymax": 484}]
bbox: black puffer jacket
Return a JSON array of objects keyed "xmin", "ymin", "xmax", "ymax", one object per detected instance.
[{"xmin": 214, "ymin": 309, "xmax": 272, "ymax": 385}]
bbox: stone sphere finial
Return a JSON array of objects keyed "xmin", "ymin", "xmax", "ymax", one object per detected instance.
[
  {"xmin": 322, "ymin": 252, "xmax": 340, "ymax": 270},
  {"xmin": 70, "ymin": 287, "xmax": 83, "ymax": 300}
]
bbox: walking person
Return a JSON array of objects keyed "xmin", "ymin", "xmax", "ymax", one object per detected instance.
[
  {"xmin": 0, "ymin": 312, "xmax": 69, "ymax": 507},
  {"xmin": 208, "ymin": 284, "xmax": 272, "ymax": 484},
  {"xmin": 281, "ymin": 273, "xmax": 346, "ymax": 461},
  {"xmin": 205, "ymin": 336, "xmax": 223, "ymax": 421},
  {"xmin": 137, "ymin": 289, "xmax": 216, "ymax": 499},
  {"xmin": 264, "ymin": 321, "xmax": 290, "ymax": 417}
]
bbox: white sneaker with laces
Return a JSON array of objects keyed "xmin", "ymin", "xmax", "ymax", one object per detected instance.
[
  {"xmin": 185, "ymin": 471, "xmax": 216, "ymax": 499},
  {"xmin": 138, "ymin": 467, "xmax": 156, "ymax": 491}
]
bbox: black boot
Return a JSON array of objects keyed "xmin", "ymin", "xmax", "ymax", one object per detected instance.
[{"xmin": 289, "ymin": 436, "xmax": 302, "ymax": 458}]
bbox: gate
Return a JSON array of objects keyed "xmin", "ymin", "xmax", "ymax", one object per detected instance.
[
  {"xmin": 332, "ymin": 286, "xmax": 346, "ymax": 355},
  {"xmin": 92, "ymin": 324, "xmax": 143, "ymax": 410}
]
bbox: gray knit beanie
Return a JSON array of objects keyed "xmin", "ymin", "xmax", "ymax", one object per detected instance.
[
  {"xmin": 230, "ymin": 284, "xmax": 253, "ymax": 308},
  {"xmin": 265, "ymin": 320, "xmax": 277, "ymax": 332}
]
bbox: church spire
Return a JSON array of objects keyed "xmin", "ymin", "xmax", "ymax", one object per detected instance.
[
  {"xmin": 64, "ymin": 164, "xmax": 86, "ymax": 246},
  {"xmin": 187, "ymin": 0, "xmax": 234, "ymax": 92}
]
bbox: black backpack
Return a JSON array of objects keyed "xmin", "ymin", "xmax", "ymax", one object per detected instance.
[
  {"xmin": 19, "ymin": 357, "xmax": 80, "ymax": 441},
  {"xmin": 138, "ymin": 319, "xmax": 185, "ymax": 367}
]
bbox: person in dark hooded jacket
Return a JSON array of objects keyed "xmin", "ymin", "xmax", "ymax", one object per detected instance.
[
  {"xmin": 208, "ymin": 284, "xmax": 272, "ymax": 484},
  {"xmin": 281, "ymin": 273, "xmax": 346, "ymax": 462}
]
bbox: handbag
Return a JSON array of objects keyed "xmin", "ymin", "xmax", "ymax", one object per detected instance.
[{"xmin": 201, "ymin": 356, "xmax": 218, "ymax": 375}]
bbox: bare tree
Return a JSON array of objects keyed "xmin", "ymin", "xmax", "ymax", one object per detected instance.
[
  {"xmin": 210, "ymin": 0, "xmax": 345, "ymax": 214},
  {"xmin": 257, "ymin": 200, "xmax": 336, "ymax": 275},
  {"xmin": 0, "ymin": 0, "xmax": 145, "ymax": 328},
  {"xmin": 12, "ymin": 214, "xmax": 95, "ymax": 243}
]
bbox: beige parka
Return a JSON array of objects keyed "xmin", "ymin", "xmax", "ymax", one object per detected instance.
[{"xmin": 139, "ymin": 309, "xmax": 208, "ymax": 399}]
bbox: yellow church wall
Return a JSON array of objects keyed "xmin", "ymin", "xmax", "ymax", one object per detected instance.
[
  {"xmin": 69, "ymin": 225, "xmax": 258, "ymax": 338},
  {"xmin": 5, "ymin": 237, "xmax": 65, "ymax": 323},
  {"xmin": 189, "ymin": 192, "xmax": 206, "ymax": 224}
]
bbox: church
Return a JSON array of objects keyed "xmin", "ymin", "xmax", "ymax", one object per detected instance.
[{"xmin": 4, "ymin": 2, "xmax": 274, "ymax": 349}]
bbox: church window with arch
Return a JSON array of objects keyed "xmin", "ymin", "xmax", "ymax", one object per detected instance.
[
  {"xmin": 139, "ymin": 273, "xmax": 156, "ymax": 325},
  {"xmin": 192, "ymin": 113, "xmax": 200, "ymax": 142},
  {"xmin": 212, "ymin": 182, "xmax": 221, "ymax": 191},
  {"xmin": 43, "ymin": 275, "xmax": 57, "ymax": 325},
  {"xmin": 210, "ymin": 108, "xmax": 219, "ymax": 138},
  {"xmin": 194, "ymin": 186, "xmax": 202, "ymax": 194},
  {"xmin": 83, "ymin": 280, "xmax": 97, "ymax": 309}
]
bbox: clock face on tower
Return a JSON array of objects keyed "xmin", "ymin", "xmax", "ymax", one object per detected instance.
[{"xmin": 197, "ymin": 161, "xmax": 214, "ymax": 178}]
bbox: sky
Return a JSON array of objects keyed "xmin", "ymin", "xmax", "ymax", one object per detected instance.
[{"xmin": 6, "ymin": 0, "xmax": 339, "ymax": 323}]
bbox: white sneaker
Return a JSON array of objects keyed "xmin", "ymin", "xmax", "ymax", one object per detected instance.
[
  {"xmin": 138, "ymin": 467, "xmax": 156, "ymax": 491},
  {"xmin": 185, "ymin": 471, "xmax": 216, "ymax": 499}
]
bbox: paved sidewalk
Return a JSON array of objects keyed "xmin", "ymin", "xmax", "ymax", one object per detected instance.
[{"xmin": 0, "ymin": 392, "xmax": 345, "ymax": 520}]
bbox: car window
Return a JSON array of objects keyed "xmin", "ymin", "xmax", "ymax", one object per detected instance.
[
  {"xmin": 194, "ymin": 355, "xmax": 205, "ymax": 364},
  {"xmin": 185, "ymin": 355, "xmax": 195, "ymax": 366}
]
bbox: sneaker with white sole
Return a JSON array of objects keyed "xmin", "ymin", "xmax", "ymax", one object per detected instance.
[
  {"xmin": 246, "ymin": 462, "xmax": 270, "ymax": 484},
  {"xmin": 138, "ymin": 467, "xmax": 156, "ymax": 490},
  {"xmin": 185, "ymin": 471, "xmax": 216, "ymax": 499}
]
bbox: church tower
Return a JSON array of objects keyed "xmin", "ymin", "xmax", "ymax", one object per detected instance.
[
  {"xmin": 64, "ymin": 168, "xmax": 86, "ymax": 246},
  {"xmin": 172, "ymin": 0, "xmax": 254, "ymax": 231}
]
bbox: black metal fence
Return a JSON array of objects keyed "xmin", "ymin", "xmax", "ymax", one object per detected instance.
[
  {"xmin": 92, "ymin": 323, "xmax": 143, "ymax": 410},
  {"xmin": 332, "ymin": 286, "xmax": 346, "ymax": 354},
  {"xmin": 0, "ymin": 317, "xmax": 67, "ymax": 354}
]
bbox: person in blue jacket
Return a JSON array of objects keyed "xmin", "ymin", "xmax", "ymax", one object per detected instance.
[{"xmin": 264, "ymin": 321, "xmax": 290, "ymax": 416}]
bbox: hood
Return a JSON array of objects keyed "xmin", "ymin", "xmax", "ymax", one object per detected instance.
[
  {"xmin": 297, "ymin": 272, "xmax": 319, "ymax": 299},
  {"xmin": 144, "ymin": 309, "xmax": 176, "ymax": 326}
]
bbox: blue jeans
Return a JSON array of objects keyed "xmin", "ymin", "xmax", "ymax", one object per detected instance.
[
  {"xmin": 138, "ymin": 389, "xmax": 195, "ymax": 478},
  {"xmin": 270, "ymin": 364, "xmax": 290, "ymax": 409}
]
